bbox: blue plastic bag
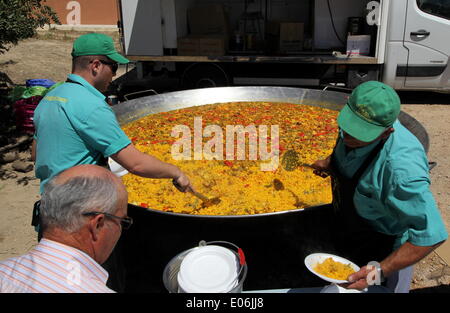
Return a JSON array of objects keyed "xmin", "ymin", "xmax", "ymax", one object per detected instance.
[{"xmin": 26, "ymin": 79, "xmax": 56, "ymax": 88}]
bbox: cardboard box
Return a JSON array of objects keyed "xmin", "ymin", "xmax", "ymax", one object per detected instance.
[
  {"xmin": 187, "ymin": 4, "xmax": 229, "ymax": 36},
  {"xmin": 346, "ymin": 35, "xmax": 371, "ymax": 56},
  {"xmin": 199, "ymin": 36, "xmax": 226, "ymax": 56},
  {"xmin": 265, "ymin": 21, "xmax": 304, "ymax": 53},
  {"xmin": 181, "ymin": 4, "xmax": 229, "ymax": 56},
  {"xmin": 178, "ymin": 35, "xmax": 226, "ymax": 56},
  {"xmin": 177, "ymin": 37, "xmax": 200, "ymax": 56}
]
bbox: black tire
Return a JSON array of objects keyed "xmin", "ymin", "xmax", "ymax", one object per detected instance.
[{"xmin": 180, "ymin": 63, "xmax": 229, "ymax": 90}]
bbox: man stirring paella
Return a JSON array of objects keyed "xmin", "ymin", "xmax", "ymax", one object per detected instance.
[
  {"xmin": 312, "ymin": 81, "xmax": 448, "ymax": 293},
  {"xmin": 32, "ymin": 33, "xmax": 192, "ymax": 196}
]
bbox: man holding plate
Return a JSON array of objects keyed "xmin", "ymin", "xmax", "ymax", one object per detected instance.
[{"xmin": 312, "ymin": 81, "xmax": 448, "ymax": 293}]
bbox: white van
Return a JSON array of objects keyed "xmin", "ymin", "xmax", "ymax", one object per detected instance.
[
  {"xmin": 117, "ymin": 0, "xmax": 450, "ymax": 91},
  {"xmin": 383, "ymin": 0, "xmax": 450, "ymax": 90}
]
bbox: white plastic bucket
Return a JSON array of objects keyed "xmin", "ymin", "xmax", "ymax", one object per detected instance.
[{"xmin": 163, "ymin": 241, "xmax": 247, "ymax": 293}]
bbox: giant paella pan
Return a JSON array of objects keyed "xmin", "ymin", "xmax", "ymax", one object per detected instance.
[{"xmin": 107, "ymin": 86, "xmax": 429, "ymax": 292}]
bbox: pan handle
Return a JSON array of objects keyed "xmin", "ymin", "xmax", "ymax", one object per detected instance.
[{"xmin": 123, "ymin": 89, "xmax": 158, "ymax": 101}]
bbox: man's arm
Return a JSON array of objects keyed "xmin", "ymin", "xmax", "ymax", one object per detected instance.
[
  {"xmin": 380, "ymin": 241, "xmax": 444, "ymax": 278},
  {"xmin": 111, "ymin": 144, "xmax": 192, "ymax": 192},
  {"xmin": 346, "ymin": 240, "xmax": 445, "ymax": 290}
]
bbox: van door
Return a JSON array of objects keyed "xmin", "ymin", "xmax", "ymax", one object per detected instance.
[{"xmin": 401, "ymin": 0, "xmax": 450, "ymax": 89}]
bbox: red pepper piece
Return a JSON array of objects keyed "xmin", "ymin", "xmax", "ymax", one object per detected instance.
[{"xmin": 224, "ymin": 160, "xmax": 234, "ymax": 167}]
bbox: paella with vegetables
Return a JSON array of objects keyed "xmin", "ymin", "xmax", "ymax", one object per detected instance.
[{"xmin": 121, "ymin": 101, "xmax": 338, "ymax": 215}]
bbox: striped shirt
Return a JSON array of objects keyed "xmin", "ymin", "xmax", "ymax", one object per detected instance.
[{"xmin": 0, "ymin": 239, "xmax": 115, "ymax": 293}]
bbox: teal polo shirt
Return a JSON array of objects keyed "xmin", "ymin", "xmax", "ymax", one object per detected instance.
[
  {"xmin": 34, "ymin": 74, "xmax": 131, "ymax": 192},
  {"xmin": 334, "ymin": 120, "xmax": 448, "ymax": 250}
]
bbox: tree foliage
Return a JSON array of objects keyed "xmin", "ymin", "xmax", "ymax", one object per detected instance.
[{"xmin": 0, "ymin": 0, "xmax": 60, "ymax": 54}]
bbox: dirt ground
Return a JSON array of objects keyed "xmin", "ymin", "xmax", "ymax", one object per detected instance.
[{"xmin": 0, "ymin": 33, "xmax": 449, "ymax": 292}]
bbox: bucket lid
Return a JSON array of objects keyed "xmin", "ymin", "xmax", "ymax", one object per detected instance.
[{"xmin": 177, "ymin": 245, "xmax": 239, "ymax": 293}]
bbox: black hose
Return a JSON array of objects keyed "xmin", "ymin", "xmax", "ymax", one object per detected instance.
[{"xmin": 327, "ymin": 0, "xmax": 346, "ymax": 46}]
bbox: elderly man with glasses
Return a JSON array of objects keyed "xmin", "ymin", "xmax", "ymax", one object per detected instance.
[{"xmin": 0, "ymin": 164, "xmax": 130, "ymax": 292}]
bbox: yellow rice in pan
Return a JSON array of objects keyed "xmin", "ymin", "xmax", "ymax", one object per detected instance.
[{"xmin": 121, "ymin": 101, "xmax": 338, "ymax": 215}]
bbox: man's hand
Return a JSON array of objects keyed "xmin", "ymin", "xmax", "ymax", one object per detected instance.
[
  {"xmin": 340, "ymin": 266, "xmax": 373, "ymax": 291},
  {"xmin": 172, "ymin": 171, "xmax": 192, "ymax": 193},
  {"xmin": 311, "ymin": 155, "xmax": 332, "ymax": 178}
]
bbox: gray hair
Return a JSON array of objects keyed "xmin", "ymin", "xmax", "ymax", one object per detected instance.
[{"xmin": 40, "ymin": 174, "xmax": 119, "ymax": 233}]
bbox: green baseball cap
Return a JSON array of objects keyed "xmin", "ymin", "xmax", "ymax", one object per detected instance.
[
  {"xmin": 337, "ymin": 81, "xmax": 401, "ymax": 142},
  {"xmin": 71, "ymin": 33, "xmax": 129, "ymax": 64}
]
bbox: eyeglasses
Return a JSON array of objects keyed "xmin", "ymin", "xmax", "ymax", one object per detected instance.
[
  {"xmin": 82, "ymin": 211, "xmax": 133, "ymax": 230},
  {"xmin": 90, "ymin": 59, "xmax": 118, "ymax": 74},
  {"xmin": 99, "ymin": 60, "xmax": 118, "ymax": 74}
]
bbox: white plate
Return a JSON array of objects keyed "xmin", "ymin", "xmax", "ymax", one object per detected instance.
[
  {"xmin": 177, "ymin": 245, "xmax": 239, "ymax": 293},
  {"xmin": 304, "ymin": 253, "xmax": 360, "ymax": 284}
]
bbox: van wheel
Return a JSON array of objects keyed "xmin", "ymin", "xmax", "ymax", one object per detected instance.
[{"xmin": 180, "ymin": 63, "xmax": 229, "ymax": 89}]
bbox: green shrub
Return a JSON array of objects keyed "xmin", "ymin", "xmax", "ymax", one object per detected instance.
[{"xmin": 0, "ymin": 0, "xmax": 60, "ymax": 54}]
